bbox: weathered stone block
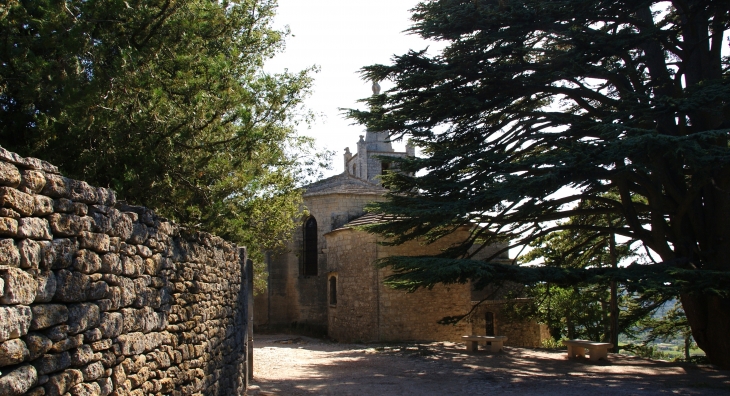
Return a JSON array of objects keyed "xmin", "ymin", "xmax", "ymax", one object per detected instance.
[
  {"xmin": 136, "ymin": 245, "xmax": 152, "ymax": 258},
  {"xmin": 73, "ymin": 250, "xmax": 102, "ymax": 274},
  {"xmin": 107, "ymin": 209, "xmax": 133, "ymax": 240},
  {"xmin": 53, "ymin": 198, "xmax": 74, "ymax": 213},
  {"xmin": 121, "ymin": 255, "xmax": 143, "ymax": 277},
  {"xmin": 53, "ymin": 270, "xmax": 89, "ymax": 302},
  {"xmin": 115, "ymin": 332, "xmax": 147, "ymax": 356},
  {"xmin": 119, "ymin": 242, "xmax": 136, "ymax": 256},
  {"xmin": 0, "ymin": 207, "xmax": 19, "ymax": 218},
  {"xmin": 23, "ymin": 332, "xmax": 52, "ymax": 360},
  {"xmin": 38, "ymin": 241, "xmax": 55, "ymax": 269},
  {"xmin": 80, "ymin": 232, "xmax": 110, "ymax": 253},
  {"xmin": 99, "ymin": 312, "xmax": 123, "ymax": 339},
  {"xmin": 33, "ymin": 351, "xmax": 71, "ymax": 375},
  {"xmin": 44, "ymin": 368, "xmax": 82, "ymax": 396},
  {"xmin": 34, "ymin": 195, "xmax": 55, "ymax": 216},
  {"xmin": 119, "ymin": 277, "xmax": 136, "ymax": 307},
  {"xmin": 96, "ymin": 188, "xmax": 116, "ymax": 207},
  {"xmin": 89, "ymin": 339, "xmax": 112, "ymax": 352},
  {"xmin": 0, "ymin": 305, "xmax": 32, "ymax": 342},
  {"xmin": 70, "ymin": 344, "xmax": 95, "ymax": 366},
  {"xmin": 0, "ymin": 217, "xmax": 18, "ymax": 237},
  {"xmin": 49, "ymin": 334, "xmax": 83, "ymax": 353},
  {"xmin": 0, "ymin": 266, "xmax": 37, "ymax": 304},
  {"xmin": 69, "ymin": 180, "xmax": 98, "ymax": 204},
  {"xmin": 0, "ymin": 161, "xmax": 21, "ymax": 187},
  {"xmin": 128, "ymin": 223, "xmax": 148, "ymax": 245},
  {"xmin": 110, "ymin": 364, "xmax": 126, "ymax": 389},
  {"xmin": 81, "ymin": 361, "xmax": 104, "ymax": 381},
  {"xmin": 42, "ymin": 324, "xmax": 68, "ymax": 342},
  {"xmin": 0, "ymin": 364, "xmax": 37, "ymax": 396},
  {"xmin": 33, "ymin": 270, "xmax": 57, "ymax": 303},
  {"xmin": 91, "ymin": 212, "xmax": 111, "ymax": 235},
  {"xmin": 83, "ymin": 328, "xmax": 102, "ymax": 343},
  {"xmin": 18, "ymin": 240, "xmax": 41, "ymax": 271},
  {"xmin": 0, "ymin": 338, "xmax": 29, "ymax": 366},
  {"xmin": 41, "ymin": 174, "xmax": 72, "ymax": 199},
  {"xmin": 100, "ymin": 253, "xmax": 121, "ymax": 275},
  {"xmin": 97, "ymin": 377, "xmax": 113, "ymax": 396},
  {"xmin": 18, "ymin": 217, "xmax": 53, "ymax": 240},
  {"xmin": 48, "ymin": 214, "xmax": 92, "ymax": 237},
  {"xmin": 87, "ymin": 281, "xmax": 108, "ymax": 301},
  {"xmin": 72, "ymin": 202, "xmax": 88, "ymax": 217},
  {"xmin": 0, "ymin": 238, "xmax": 20, "ymax": 266},
  {"xmin": 30, "ymin": 304, "xmax": 69, "ymax": 331},
  {"xmin": 67, "ymin": 303, "xmax": 100, "ymax": 334},
  {"xmin": 0, "ymin": 186, "xmax": 35, "ymax": 216},
  {"xmin": 20, "ymin": 169, "xmax": 47, "ymax": 193},
  {"xmin": 51, "ymin": 238, "xmax": 77, "ymax": 269}
]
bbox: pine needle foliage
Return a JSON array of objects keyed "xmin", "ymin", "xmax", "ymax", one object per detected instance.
[{"xmin": 346, "ymin": 0, "xmax": 730, "ymax": 367}]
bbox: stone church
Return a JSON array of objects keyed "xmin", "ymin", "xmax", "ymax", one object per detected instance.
[{"xmin": 254, "ymin": 90, "xmax": 548, "ymax": 346}]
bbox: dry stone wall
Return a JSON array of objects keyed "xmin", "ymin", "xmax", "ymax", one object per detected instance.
[{"xmin": 0, "ymin": 147, "xmax": 250, "ymax": 396}]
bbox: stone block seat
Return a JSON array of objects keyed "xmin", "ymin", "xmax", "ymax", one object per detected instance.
[
  {"xmin": 461, "ymin": 335, "xmax": 508, "ymax": 352},
  {"xmin": 563, "ymin": 339, "xmax": 613, "ymax": 362}
]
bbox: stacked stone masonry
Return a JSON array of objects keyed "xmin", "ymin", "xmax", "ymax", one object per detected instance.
[{"xmin": 0, "ymin": 147, "xmax": 249, "ymax": 396}]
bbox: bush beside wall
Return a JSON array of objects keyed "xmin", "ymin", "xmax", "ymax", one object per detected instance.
[{"xmin": 0, "ymin": 146, "xmax": 249, "ymax": 396}]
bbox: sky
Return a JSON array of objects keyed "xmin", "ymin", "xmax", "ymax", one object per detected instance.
[{"xmin": 265, "ymin": 0, "xmax": 444, "ymax": 178}]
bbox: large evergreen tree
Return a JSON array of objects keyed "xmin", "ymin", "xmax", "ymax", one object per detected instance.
[
  {"xmin": 348, "ymin": 0, "xmax": 730, "ymax": 367},
  {"xmin": 0, "ymin": 0, "xmax": 323, "ymax": 268}
]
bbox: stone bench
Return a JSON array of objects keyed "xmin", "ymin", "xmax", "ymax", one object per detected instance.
[
  {"xmin": 563, "ymin": 340, "xmax": 613, "ymax": 362},
  {"xmin": 461, "ymin": 335, "xmax": 508, "ymax": 352}
]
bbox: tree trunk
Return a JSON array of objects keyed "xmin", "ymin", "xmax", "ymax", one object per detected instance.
[
  {"xmin": 609, "ymin": 231, "xmax": 619, "ymax": 353},
  {"xmin": 681, "ymin": 294, "xmax": 730, "ymax": 368},
  {"xmin": 684, "ymin": 336, "xmax": 691, "ymax": 361}
]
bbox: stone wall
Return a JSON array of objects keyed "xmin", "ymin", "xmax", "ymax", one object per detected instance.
[
  {"xmin": 0, "ymin": 147, "xmax": 250, "ymax": 396},
  {"xmin": 257, "ymin": 190, "xmax": 385, "ymax": 332},
  {"xmin": 471, "ymin": 300, "xmax": 550, "ymax": 348},
  {"xmin": 325, "ymin": 227, "xmax": 476, "ymax": 343}
]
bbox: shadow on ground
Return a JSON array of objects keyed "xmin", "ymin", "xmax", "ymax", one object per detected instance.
[{"xmin": 249, "ymin": 335, "xmax": 730, "ymax": 396}]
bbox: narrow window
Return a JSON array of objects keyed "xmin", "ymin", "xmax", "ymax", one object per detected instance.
[
  {"xmin": 485, "ymin": 312, "xmax": 495, "ymax": 336},
  {"xmin": 381, "ymin": 162, "xmax": 390, "ymax": 174},
  {"xmin": 304, "ymin": 216, "xmax": 318, "ymax": 276},
  {"xmin": 329, "ymin": 276, "xmax": 337, "ymax": 305}
]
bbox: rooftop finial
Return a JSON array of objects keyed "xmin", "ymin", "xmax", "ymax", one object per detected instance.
[{"xmin": 371, "ymin": 80, "xmax": 381, "ymax": 95}]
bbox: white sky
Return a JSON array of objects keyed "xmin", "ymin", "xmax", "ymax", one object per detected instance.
[{"xmin": 265, "ymin": 0, "xmax": 443, "ymax": 178}]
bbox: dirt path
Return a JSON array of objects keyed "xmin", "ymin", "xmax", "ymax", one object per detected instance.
[{"xmin": 248, "ymin": 334, "xmax": 729, "ymax": 395}]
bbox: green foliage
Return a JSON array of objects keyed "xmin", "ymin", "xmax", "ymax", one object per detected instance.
[
  {"xmin": 347, "ymin": 0, "xmax": 730, "ymax": 367},
  {"xmin": 0, "ymin": 0, "xmax": 328, "ymax": 287},
  {"xmin": 638, "ymin": 301, "xmax": 695, "ymax": 360}
]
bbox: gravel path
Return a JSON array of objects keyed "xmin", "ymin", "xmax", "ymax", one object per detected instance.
[{"xmin": 248, "ymin": 334, "xmax": 730, "ymax": 395}]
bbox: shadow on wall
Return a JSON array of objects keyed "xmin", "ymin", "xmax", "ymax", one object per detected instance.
[{"xmin": 0, "ymin": 146, "xmax": 250, "ymax": 396}]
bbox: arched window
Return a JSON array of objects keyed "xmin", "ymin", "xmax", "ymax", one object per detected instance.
[
  {"xmin": 303, "ymin": 216, "xmax": 318, "ymax": 276},
  {"xmin": 329, "ymin": 276, "xmax": 337, "ymax": 305}
]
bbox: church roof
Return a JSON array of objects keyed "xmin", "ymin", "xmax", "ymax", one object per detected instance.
[
  {"xmin": 327, "ymin": 212, "xmax": 401, "ymax": 234},
  {"xmin": 303, "ymin": 172, "xmax": 387, "ymax": 197}
]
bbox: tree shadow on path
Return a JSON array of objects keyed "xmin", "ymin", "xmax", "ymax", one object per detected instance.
[{"xmin": 249, "ymin": 335, "xmax": 730, "ymax": 396}]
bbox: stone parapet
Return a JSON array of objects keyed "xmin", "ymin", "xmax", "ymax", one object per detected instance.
[{"xmin": 0, "ymin": 147, "xmax": 249, "ymax": 396}]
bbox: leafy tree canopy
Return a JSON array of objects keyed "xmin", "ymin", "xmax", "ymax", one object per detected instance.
[
  {"xmin": 347, "ymin": 0, "xmax": 729, "ymax": 367},
  {"xmin": 0, "ymin": 0, "xmax": 327, "ymax": 277}
]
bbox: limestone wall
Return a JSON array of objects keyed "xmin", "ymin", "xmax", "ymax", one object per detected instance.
[
  {"xmin": 325, "ymin": 228, "xmax": 474, "ymax": 343},
  {"xmin": 0, "ymin": 147, "xmax": 250, "ymax": 396},
  {"xmin": 258, "ymin": 191, "xmax": 385, "ymax": 332},
  {"xmin": 471, "ymin": 301, "xmax": 550, "ymax": 348}
]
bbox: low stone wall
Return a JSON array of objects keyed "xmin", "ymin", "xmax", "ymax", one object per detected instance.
[
  {"xmin": 471, "ymin": 300, "xmax": 550, "ymax": 348},
  {"xmin": 0, "ymin": 147, "xmax": 250, "ymax": 396}
]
